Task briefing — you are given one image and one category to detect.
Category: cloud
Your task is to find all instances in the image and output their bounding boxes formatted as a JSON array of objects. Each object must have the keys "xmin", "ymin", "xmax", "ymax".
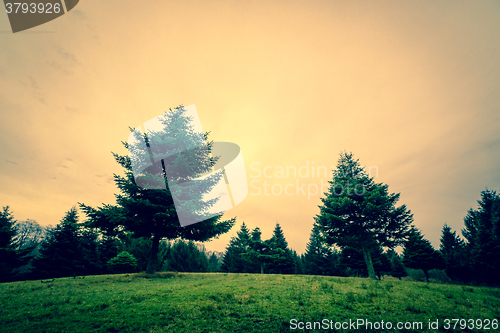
[
  {"xmin": 36, "ymin": 96, "xmax": 47, "ymax": 105},
  {"xmin": 44, "ymin": 46, "xmax": 80, "ymax": 76},
  {"xmin": 55, "ymin": 46, "xmax": 79, "ymax": 67},
  {"xmin": 0, "ymin": 0, "xmax": 498, "ymax": 254},
  {"xmin": 70, "ymin": 9, "xmax": 89, "ymax": 21},
  {"xmin": 485, "ymin": 138, "xmax": 500, "ymax": 150},
  {"xmin": 65, "ymin": 106, "xmax": 79, "ymax": 113}
]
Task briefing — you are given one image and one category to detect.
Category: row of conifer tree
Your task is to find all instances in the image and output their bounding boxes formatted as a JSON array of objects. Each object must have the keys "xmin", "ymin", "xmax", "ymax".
[
  {"xmin": 1, "ymin": 186, "xmax": 498, "ymax": 285},
  {"xmin": 1, "ymin": 131, "xmax": 498, "ymax": 285},
  {"xmin": 0, "ymin": 206, "xmax": 221, "ymax": 281}
]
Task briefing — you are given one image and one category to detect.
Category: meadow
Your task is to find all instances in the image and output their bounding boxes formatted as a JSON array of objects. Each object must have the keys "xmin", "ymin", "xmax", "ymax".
[{"xmin": 1, "ymin": 273, "xmax": 499, "ymax": 332}]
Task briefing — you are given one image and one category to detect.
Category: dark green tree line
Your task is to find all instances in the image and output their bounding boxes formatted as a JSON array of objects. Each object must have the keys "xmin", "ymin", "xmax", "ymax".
[
  {"xmin": 403, "ymin": 226, "xmax": 444, "ymax": 282},
  {"xmin": 439, "ymin": 189, "xmax": 500, "ymax": 285},
  {"xmin": 32, "ymin": 207, "xmax": 101, "ymax": 279},
  {"xmin": 302, "ymin": 224, "xmax": 340, "ymax": 276},
  {"xmin": 222, "ymin": 223, "xmax": 296, "ymax": 274},
  {"xmin": 0, "ymin": 206, "xmax": 23, "ymax": 282}
]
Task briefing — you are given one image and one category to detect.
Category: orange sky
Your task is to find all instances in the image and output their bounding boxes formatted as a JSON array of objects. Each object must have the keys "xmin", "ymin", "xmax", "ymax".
[{"xmin": 1, "ymin": 0, "xmax": 500, "ymax": 254}]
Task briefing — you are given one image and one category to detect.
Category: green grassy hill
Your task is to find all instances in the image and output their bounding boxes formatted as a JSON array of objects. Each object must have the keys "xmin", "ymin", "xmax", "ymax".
[{"xmin": 1, "ymin": 273, "xmax": 499, "ymax": 332}]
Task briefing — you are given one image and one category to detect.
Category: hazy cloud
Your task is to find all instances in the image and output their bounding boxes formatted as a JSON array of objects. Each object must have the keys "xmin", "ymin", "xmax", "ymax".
[{"xmin": 0, "ymin": 0, "xmax": 498, "ymax": 253}]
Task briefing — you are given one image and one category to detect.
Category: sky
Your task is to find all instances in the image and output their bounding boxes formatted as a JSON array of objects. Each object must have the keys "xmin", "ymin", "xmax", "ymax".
[{"xmin": 1, "ymin": 0, "xmax": 499, "ymax": 254}]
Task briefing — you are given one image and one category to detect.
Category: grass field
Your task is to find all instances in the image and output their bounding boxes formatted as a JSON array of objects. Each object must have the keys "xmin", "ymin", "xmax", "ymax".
[{"xmin": 1, "ymin": 273, "xmax": 499, "ymax": 332}]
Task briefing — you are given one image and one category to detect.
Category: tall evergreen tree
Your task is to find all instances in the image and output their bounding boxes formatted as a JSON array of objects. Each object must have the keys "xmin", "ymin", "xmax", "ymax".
[
  {"xmin": 292, "ymin": 250, "xmax": 304, "ymax": 275},
  {"xmin": 208, "ymin": 253, "xmax": 221, "ymax": 272},
  {"xmin": 403, "ymin": 227, "xmax": 444, "ymax": 282},
  {"xmin": 221, "ymin": 222, "xmax": 251, "ymax": 273},
  {"xmin": 80, "ymin": 106, "xmax": 235, "ymax": 274},
  {"xmin": 165, "ymin": 240, "xmax": 208, "ymax": 272},
  {"xmin": 387, "ymin": 249, "xmax": 407, "ymax": 280},
  {"xmin": 32, "ymin": 207, "xmax": 98, "ymax": 279},
  {"xmin": 240, "ymin": 226, "xmax": 268, "ymax": 273},
  {"xmin": 98, "ymin": 235, "xmax": 122, "ymax": 273},
  {"xmin": 303, "ymin": 224, "xmax": 338, "ymax": 276},
  {"xmin": 461, "ymin": 189, "xmax": 500, "ymax": 285},
  {"xmin": 79, "ymin": 227, "xmax": 102, "ymax": 276},
  {"xmin": 440, "ymin": 224, "xmax": 467, "ymax": 282},
  {"xmin": 0, "ymin": 206, "xmax": 20, "ymax": 282},
  {"xmin": 264, "ymin": 223, "xmax": 296, "ymax": 274},
  {"xmin": 316, "ymin": 152, "xmax": 413, "ymax": 279}
]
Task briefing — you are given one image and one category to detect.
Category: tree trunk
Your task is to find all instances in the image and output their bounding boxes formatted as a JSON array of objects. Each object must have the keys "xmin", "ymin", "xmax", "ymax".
[
  {"xmin": 146, "ymin": 233, "xmax": 160, "ymax": 274},
  {"xmin": 260, "ymin": 263, "xmax": 264, "ymax": 274},
  {"xmin": 361, "ymin": 246, "xmax": 377, "ymax": 280}
]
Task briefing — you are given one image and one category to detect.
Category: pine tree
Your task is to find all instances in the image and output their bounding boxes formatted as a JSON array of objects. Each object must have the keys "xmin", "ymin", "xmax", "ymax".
[
  {"xmin": 221, "ymin": 222, "xmax": 252, "ymax": 273},
  {"xmin": 241, "ymin": 227, "xmax": 268, "ymax": 273},
  {"xmin": 391, "ymin": 256, "xmax": 407, "ymax": 280},
  {"xmin": 403, "ymin": 227, "xmax": 444, "ymax": 282},
  {"xmin": 265, "ymin": 223, "xmax": 296, "ymax": 274},
  {"xmin": 387, "ymin": 249, "xmax": 407, "ymax": 280},
  {"xmin": 0, "ymin": 206, "xmax": 20, "ymax": 282},
  {"xmin": 98, "ymin": 235, "xmax": 122, "ymax": 273},
  {"xmin": 269, "ymin": 224, "xmax": 288, "ymax": 250},
  {"xmin": 440, "ymin": 224, "xmax": 466, "ymax": 282},
  {"xmin": 292, "ymin": 250, "xmax": 304, "ymax": 275},
  {"xmin": 80, "ymin": 106, "xmax": 235, "ymax": 274},
  {"xmin": 32, "ymin": 207, "xmax": 93, "ymax": 279},
  {"xmin": 79, "ymin": 228, "xmax": 102, "ymax": 275},
  {"xmin": 316, "ymin": 152, "xmax": 413, "ymax": 279},
  {"xmin": 208, "ymin": 253, "xmax": 221, "ymax": 272},
  {"xmin": 303, "ymin": 224, "xmax": 338, "ymax": 276},
  {"xmin": 461, "ymin": 190, "xmax": 500, "ymax": 285},
  {"xmin": 165, "ymin": 240, "xmax": 208, "ymax": 272}
]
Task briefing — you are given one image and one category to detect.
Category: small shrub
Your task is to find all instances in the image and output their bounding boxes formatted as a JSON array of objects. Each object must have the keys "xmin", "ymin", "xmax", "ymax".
[{"xmin": 107, "ymin": 251, "xmax": 138, "ymax": 274}]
